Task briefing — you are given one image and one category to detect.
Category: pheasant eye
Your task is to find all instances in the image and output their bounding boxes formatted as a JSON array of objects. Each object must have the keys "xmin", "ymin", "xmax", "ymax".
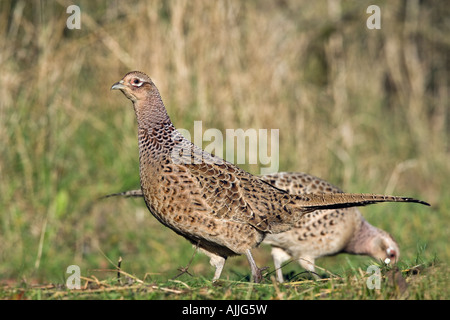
[{"xmin": 131, "ymin": 78, "xmax": 143, "ymax": 87}]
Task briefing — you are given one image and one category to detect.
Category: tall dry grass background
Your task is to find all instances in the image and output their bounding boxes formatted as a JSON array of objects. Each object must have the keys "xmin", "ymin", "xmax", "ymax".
[{"xmin": 0, "ymin": 0, "xmax": 448, "ymax": 285}]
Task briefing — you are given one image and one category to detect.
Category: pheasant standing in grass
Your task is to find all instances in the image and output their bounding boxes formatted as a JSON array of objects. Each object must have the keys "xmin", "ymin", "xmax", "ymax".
[
  {"xmin": 262, "ymin": 172, "xmax": 400, "ymax": 282},
  {"xmin": 110, "ymin": 71, "xmax": 429, "ymax": 283},
  {"xmin": 105, "ymin": 172, "xmax": 401, "ymax": 282}
]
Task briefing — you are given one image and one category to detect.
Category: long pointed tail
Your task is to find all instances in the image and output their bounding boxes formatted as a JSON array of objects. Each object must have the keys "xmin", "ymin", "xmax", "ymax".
[{"xmin": 292, "ymin": 193, "xmax": 430, "ymax": 215}]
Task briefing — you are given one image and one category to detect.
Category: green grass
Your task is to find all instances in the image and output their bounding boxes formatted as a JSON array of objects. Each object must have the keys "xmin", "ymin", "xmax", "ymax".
[{"xmin": 0, "ymin": 1, "xmax": 448, "ymax": 300}]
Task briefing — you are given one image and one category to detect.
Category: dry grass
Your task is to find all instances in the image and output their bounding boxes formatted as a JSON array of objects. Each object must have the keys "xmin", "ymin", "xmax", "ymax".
[{"xmin": 0, "ymin": 0, "xmax": 448, "ymax": 298}]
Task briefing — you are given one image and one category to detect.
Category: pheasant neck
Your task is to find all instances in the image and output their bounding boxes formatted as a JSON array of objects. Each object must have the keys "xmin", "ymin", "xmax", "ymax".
[
  {"xmin": 133, "ymin": 93, "xmax": 179, "ymax": 166},
  {"xmin": 134, "ymin": 93, "xmax": 171, "ymax": 131},
  {"xmin": 344, "ymin": 219, "xmax": 378, "ymax": 255}
]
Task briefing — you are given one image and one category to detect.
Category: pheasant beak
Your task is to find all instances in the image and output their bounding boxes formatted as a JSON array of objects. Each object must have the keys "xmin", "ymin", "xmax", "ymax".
[{"xmin": 111, "ymin": 80, "xmax": 127, "ymax": 91}]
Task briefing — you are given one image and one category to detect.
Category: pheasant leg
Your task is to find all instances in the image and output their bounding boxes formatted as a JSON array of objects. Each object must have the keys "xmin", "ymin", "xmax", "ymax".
[{"xmin": 245, "ymin": 249, "xmax": 267, "ymax": 283}]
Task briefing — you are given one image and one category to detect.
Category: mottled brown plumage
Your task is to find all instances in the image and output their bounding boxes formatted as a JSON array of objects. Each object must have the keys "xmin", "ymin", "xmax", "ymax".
[{"xmin": 110, "ymin": 71, "xmax": 429, "ymax": 282}]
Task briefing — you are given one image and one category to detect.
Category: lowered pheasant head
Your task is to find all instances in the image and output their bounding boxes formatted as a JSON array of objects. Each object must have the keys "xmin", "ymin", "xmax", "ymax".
[
  {"xmin": 345, "ymin": 218, "xmax": 401, "ymax": 265},
  {"xmin": 370, "ymin": 231, "xmax": 400, "ymax": 265}
]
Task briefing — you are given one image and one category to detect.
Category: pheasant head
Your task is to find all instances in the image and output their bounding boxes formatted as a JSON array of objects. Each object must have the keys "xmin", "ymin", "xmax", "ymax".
[
  {"xmin": 371, "ymin": 232, "xmax": 400, "ymax": 264},
  {"xmin": 111, "ymin": 71, "xmax": 156, "ymax": 102},
  {"xmin": 111, "ymin": 71, "xmax": 170, "ymax": 128}
]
